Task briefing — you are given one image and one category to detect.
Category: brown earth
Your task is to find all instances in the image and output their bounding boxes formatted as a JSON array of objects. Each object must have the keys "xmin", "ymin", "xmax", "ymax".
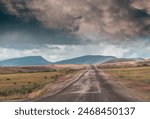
[{"xmin": 34, "ymin": 66, "xmax": 140, "ymax": 102}]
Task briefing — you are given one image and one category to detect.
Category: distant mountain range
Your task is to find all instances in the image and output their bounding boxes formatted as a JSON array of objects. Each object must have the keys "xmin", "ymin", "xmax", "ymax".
[
  {"xmin": 0, "ymin": 55, "xmax": 145, "ymax": 67},
  {"xmin": 0, "ymin": 56, "xmax": 51, "ymax": 67},
  {"xmin": 55, "ymin": 55, "xmax": 116, "ymax": 64}
]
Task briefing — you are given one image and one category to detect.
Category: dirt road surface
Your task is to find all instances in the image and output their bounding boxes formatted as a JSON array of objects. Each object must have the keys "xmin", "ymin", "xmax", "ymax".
[{"xmin": 35, "ymin": 66, "xmax": 139, "ymax": 102}]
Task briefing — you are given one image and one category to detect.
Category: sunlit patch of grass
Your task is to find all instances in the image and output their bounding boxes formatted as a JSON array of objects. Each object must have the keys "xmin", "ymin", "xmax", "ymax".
[
  {"xmin": 0, "ymin": 68, "xmax": 79, "ymax": 101},
  {"xmin": 103, "ymin": 66, "xmax": 150, "ymax": 101},
  {"xmin": 0, "ymin": 72, "xmax": 62, "ymax": 100},
  {"xmin": 104, "ymin": 66, "xmax": 150, "ymax": 82}
]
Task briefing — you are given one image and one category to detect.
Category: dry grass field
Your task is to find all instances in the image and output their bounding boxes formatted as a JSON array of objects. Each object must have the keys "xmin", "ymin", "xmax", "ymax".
[
  {"xmin": 103, "ymin": 66, "xmax": 150, "ymax": 101},
  {"xmin": 0, "ymin": 66, "xmax": 79, "ymax": 101}
]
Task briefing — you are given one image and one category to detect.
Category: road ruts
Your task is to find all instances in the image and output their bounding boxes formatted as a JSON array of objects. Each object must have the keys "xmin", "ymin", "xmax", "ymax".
[{"xmin": 36, "ymin": 66, "xmax": 138, "ymax": 102}]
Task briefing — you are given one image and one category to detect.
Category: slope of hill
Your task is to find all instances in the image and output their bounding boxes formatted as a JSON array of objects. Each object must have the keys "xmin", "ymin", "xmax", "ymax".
[
  {"xmin": 0, "ymin": 56, "xmax": 51, "ymax": 67},
  {"xmin": 99, "ymin": 58, "xmax": 149, "ymax": 68},
  {"xmin": 55, "ymin": 55, "xmax": 116, "ymax": 64},
  {"xmin": 104, "ymin": 58, "xmax": 144, "ymax": 63}
]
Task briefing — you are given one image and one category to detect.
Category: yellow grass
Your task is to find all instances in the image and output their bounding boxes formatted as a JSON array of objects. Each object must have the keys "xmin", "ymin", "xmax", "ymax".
[
  {"xmin": 103, "ymin": 66, "xmax": 150, "ymax": 101},
  {"xmin": 103, "ymin": 66, "xmax": 150, "ymax": 81},
  {"xmin": 0, "ymin": 72, "xmax": 60, "ymax": 87},
  {"xmin": 0, "ymin": 72, "xmax": 63, "ymax": 101}
]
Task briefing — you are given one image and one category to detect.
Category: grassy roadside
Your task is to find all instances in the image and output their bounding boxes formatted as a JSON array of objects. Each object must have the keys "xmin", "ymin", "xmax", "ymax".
[
  {"xmin": 102, "ymin": 66, "xmax": 150, "ymax": 101},
  {"xmin": 0, "ymin": 69, "xmax": 78, "ymax": 101}
]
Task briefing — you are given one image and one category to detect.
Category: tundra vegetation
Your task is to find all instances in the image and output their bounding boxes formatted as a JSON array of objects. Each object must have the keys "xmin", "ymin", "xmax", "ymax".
[
  {"xmin": 0, "ymin": 67, "xmax": 79, "ymax": 101},
  {"xmin": 103, "ymin": 66, "xmax": 150, "ymax": 101}
]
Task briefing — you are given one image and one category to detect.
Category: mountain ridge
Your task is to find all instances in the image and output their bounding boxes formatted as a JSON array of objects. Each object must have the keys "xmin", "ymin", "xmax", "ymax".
[
  {"xmin": 0, "ymin": 56, "xmax": 51, "ymax": 67},
  {"xmin": 0, "ymin": 55, "xmax": 145, "ymax": 66},
  {"xmin": 54, "ymin": 55, "xmax": 117, "ymax": 64}
]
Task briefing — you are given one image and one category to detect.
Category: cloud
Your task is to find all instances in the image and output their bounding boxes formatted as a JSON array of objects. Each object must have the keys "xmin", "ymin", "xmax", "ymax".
[
  {"xmin": 0, "ymin": 0, "xmax": 149, "ymax": 59},
  {"xmin": 100, "ymin": 45, "xmax": 129, "ymax": 57},
  {"xmin": 130, "ymin": 0, "xmax": 150, "ymax": 15},
  {"xmin": 0, "ymin": 39, "xmax": 149, "ymax": 62},
  {"xmin": 0, "ymin": 28, "xmax": 82, "ymax": 49},
  {"xmin": 0, "ymin": 0, "xmax": 150, "ymax": 41}
]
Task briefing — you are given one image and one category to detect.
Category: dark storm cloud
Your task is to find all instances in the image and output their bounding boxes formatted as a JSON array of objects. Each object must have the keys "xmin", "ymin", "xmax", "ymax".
[
  {"xmin": 0, "ymin": 0, "xmax": 150, "ymax": 61},
  {"xmin": 0, "ymin": 7, "xmax": 81, "ymax": 48},
  {"xmin": 0, "ymin": 0, "xmax": 150, "ymax": 39},
  {"xmin": 0, "ymin": 29, "xmax": 81, "ymax": 49}
]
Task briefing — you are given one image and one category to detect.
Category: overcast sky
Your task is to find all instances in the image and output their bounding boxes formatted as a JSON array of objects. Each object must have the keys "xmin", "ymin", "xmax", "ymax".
[{"xmin": 0, "ymin": 0, "xmax": 150, "ymax": 61}]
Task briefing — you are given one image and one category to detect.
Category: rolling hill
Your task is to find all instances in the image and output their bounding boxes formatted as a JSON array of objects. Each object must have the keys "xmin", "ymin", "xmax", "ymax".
[
  {"xmin": 0, "ymin": 56, "xmax": 51, "ymax": 67},
  {"xmin": 54, "ymin": 55, "xmax": 117, "ymax": 64},
  {"xmin": 104, "ymin": 58, "xmax": 144, "ymax": 63}
]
